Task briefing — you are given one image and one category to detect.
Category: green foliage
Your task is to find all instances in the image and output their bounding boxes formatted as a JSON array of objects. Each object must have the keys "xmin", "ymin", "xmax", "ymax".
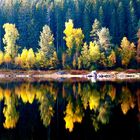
[
  {"xmin": 97, "ymin": 27, "xmax": 116, "ymax": 68},
  {"xmin": 97, "ymin": 27, "xmax": 112, "ymax": 50},
  {"xmin": 79, "ymin": 43, "xmax": 90, "ymax": 69},
  {"xmin": 49, "ymin": 51, "xmax": 59, "ymax": 69},
  {"xmin": 136, "ymin": 29, "xmax": 140, "ymax": 63},
  {"xmin": 90, "ymin": 19, "xmax": 101, "ymax": 41},
  {"xmin": 0, "ymin": 10, "xmax": 139, "ymax": 70},
  {"xmin": 38, "ymin": 25, "xmax": 58, "ymax": 69},
  {"xmin": 39, "ymin": 25, "xmax": 55, "ymax": 59},
  {"xmin": 0, "ymin": 0, "xmax": 140, "ymax": 69}
]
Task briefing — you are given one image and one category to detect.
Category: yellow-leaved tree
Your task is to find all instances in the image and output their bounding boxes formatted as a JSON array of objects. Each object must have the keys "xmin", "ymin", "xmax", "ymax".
[
  {"xmin": 3, "ymin": 89, "xmax": 19, "ymax": 129},
  {"xmin": 4, "ymin": 53, "xmax": 12, "ymax": 69},
  {"xmin": 16, "ymin": 48, "xmax": 35, "ymax": 69},
  {"xmin": 89, "ymin": 41, "xmax": 101, "ymax": 69},
  {"xmin": 0, "ymin": 51, "xmax": 4, "ymax": 65},
  {"xmin": 19, "ymin": 48, "xmax": 28, "ymax": 68},
  {"xmin": 3, "ymin": 23, "xmax": 19, "ymax": 59},
  {"xmin": 26, "ymin": 48, "xmax": 35, "ymax": 69},
  {"xmin": 63, "ymin": 19, "xmax": 84, "ymax": 68},
  {"xmin": 64, "ymin": 101, "xmax": 84, "ymax": 132},
  {"xmin": 119, "ymin": 37, "xmax": 136, "ymax": 68}
]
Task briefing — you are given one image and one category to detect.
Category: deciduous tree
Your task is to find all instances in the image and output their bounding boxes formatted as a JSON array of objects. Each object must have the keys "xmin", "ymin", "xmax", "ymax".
[
  {"xmin": 3, "ymin": 23, "xmax": 19, "ymax": 59},
  {"xmin": 119, "ymin": 37, "xmax": 136, "ymax": 68},
  {"xmin": 0, "ymin": 51, "xmax": 4, "ymax": 65}
]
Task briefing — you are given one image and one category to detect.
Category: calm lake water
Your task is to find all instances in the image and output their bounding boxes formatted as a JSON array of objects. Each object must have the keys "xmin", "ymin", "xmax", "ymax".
[{"xmin": 0, "ymin": 81, "xmax": 139, "ymax": 140}]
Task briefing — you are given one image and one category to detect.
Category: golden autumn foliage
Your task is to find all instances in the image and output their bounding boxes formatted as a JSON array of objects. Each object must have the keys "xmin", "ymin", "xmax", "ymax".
[
  {"xmin": 64, "ymin": 101, "xmax": 84, "ymax": 132},
  {"xmin": 107, "ymin": 50, "xmax": 116, "ymax": 67},
  {"xmin": 89, "ymin": 41, "xmax": 100, "ymax": 62},
  {"xmin": 4, "ymin": 53, "xmax": 12, "ymax": 64},
  {"xmin": 3, "ymin": 23, "xmax": 19, "ymax": 58},
  {"xmin": 27, "ymin": 48, "xmax": 36, "ymax": 68},
  {"xmin": 0, "ymin": 87, "xmax": 4, "ymax": 101},
  {"xmin": 0, "ymin": 82, "xmax": 139, "ymax": 131},
  {"xmin": 64, "ymin": 19, "xmax": 84, "ymax": 52},
  {"xmin": 89, "ymin": 90, "xmax": 100, "ymax": 111},
  {"xmin": 35, "ymin": 51, "xmax": 47, "ymax": 68},
  {"xmin": 0, "ymin": 51, "xmax": 4, "ymax": 65},
  {"xmin": 119, "ymin": 37, "xmax": 136, "ymax": 67},
  {"xmin": 15, "ymin": 84, "xmax": 36, "ymax": 104},
  {"xmin": 20, "ymin": 48, "xmax": 28, "ymax": 68},
  {"xmin": 120, "ymin": 86, "xmax": 135, "ymax": 114},
  {"xmin": 108, "ymin": 85, "xmax": 116, "ymax": 101},
  {"xmin": 3, "ymin": 91, "xmax": 19, "ymax": 129},
  {"xmin": 16, "ymin": 48, "xmax": 36, "ymax": 69},
  {"xmin": 15, "ymin": 54, "xmax": 21, "ymax": 66},
  {"xmin": 49, "ymin": 51, "xmax": 59, "ymax": 68}
]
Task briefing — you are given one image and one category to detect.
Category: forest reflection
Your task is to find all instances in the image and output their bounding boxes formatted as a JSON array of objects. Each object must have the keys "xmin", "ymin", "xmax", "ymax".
[{"xmin": 0, "ymin": 81, "xmax": 139, "ymax": 132}]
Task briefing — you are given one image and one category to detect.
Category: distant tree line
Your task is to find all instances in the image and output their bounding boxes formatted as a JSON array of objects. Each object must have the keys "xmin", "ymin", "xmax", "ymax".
[{"xmin": 0, "ymin": 0, "xmax": 140, "ymax": 70}]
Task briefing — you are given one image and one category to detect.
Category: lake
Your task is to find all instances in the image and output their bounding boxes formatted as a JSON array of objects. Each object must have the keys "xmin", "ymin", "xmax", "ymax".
[{"xmin": 0, "ymin": 80, "xmax": 139, "ymax": 140}]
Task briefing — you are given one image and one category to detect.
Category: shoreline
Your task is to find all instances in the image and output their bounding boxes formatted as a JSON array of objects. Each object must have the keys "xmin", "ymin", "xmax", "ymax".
[{"xmin": 0, "ymin": 70, "xmax": 140, "ymax": 82}]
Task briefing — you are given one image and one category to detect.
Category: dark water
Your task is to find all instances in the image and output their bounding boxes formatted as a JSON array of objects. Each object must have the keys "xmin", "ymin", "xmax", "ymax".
[{"xmin": 0, "ymin": 81, "xmax": 140, "ymax": 140}]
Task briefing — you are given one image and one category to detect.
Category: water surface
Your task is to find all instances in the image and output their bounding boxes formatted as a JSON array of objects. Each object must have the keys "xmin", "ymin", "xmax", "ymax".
[{"xmin": 0, "ymin": 81, "xmax": 139, "ymax": 140}]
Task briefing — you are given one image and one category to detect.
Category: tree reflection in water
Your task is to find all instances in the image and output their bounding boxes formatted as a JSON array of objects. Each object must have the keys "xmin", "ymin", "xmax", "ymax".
[{"xmin": 0, "ymin": 81, "xmax": 139, "ymax": 132}]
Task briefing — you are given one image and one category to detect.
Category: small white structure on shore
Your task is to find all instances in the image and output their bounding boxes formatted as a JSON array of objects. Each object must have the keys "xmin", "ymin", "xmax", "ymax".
[{"xmin": 87, "ymin": 71, "xmax": 97, "ymax": 79}]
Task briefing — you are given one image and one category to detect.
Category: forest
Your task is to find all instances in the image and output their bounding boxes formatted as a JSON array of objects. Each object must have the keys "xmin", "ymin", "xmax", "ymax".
[{"xmin": 0, "ymin": 0, "xmax": 140, "ymax": 70}]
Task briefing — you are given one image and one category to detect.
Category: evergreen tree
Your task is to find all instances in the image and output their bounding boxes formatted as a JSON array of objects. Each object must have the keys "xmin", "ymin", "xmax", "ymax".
[
  {"xmin": 79, "ymin": 42, "xmax": 90, "ymax": 69},
  {"xmin": 97, "ymin": 27, "xmax": 112, "ymax": 51},
  {"xmin": 110, "ymin": 9, "xmax": 118, "ymax": 44},
  {"xmin": 39, "ymin": 25, "xmax": 55, "ymax": 60},
  {"xmin": 83, "ymin": 1, "xmax": 91, "ymax": 42},
  {"xmin": 17, "ymin": 1, "xmax": 31, "ymax": 49},
  {"xmin": 128, "ymin": 0, "xmax": 137, "ymax": 41},
  {"xmin": 98, "ymin": 6, "xmax": 104, "ymax": 26},
  {"xmin": 117, "ymin": 2, "xmax": 125, "ymax": 42},
  {"xmin": 136, "ymin": 29, "xmax": 140, "ymax": 64},
  {"xmin": 90, "ymin": 19, "xmax": 101, "ymax": 42},
  {"xmin": 97, "ymin": 27, "xmax": 115, "ymax": 67}
]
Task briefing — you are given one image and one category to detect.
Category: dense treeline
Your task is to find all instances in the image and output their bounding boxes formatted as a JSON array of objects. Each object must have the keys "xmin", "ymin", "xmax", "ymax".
[{"xmin": 0, "ymin": 0, "xmax": 140, "ymax": 70}]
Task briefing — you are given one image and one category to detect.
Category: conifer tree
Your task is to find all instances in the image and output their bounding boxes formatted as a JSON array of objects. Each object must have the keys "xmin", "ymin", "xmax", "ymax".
[
  {"xmin": 97, "ymin": 27, "xmax": 112, "ymax": 50},
  {"xmin": 98, "ymin": 6, "xmax": 104, "ymax": 26},
  {"xmin": 117, "ymin": 2, "xmax": 125, "ymax": 42},
  {"xmin": 79, "ymin": 42, "xmax": 90, "ymax": 69},
  {"xmin": 90, "ymin": 19, "xmax": 101, "ymax": 42},
  {"xmin": 128, "ymin": 0, "xmax": 137, "ymax": 41},
  {"xmin": 83, "ymin": 1, "xmax": 91, "ymax": 42},
  {"xmin": 136, "ymin": 29, "xmax": 140, "ymax": 64},
  {"xmin": 39, "ymin": 25, "xmax": 55, "ymax": 60}
]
